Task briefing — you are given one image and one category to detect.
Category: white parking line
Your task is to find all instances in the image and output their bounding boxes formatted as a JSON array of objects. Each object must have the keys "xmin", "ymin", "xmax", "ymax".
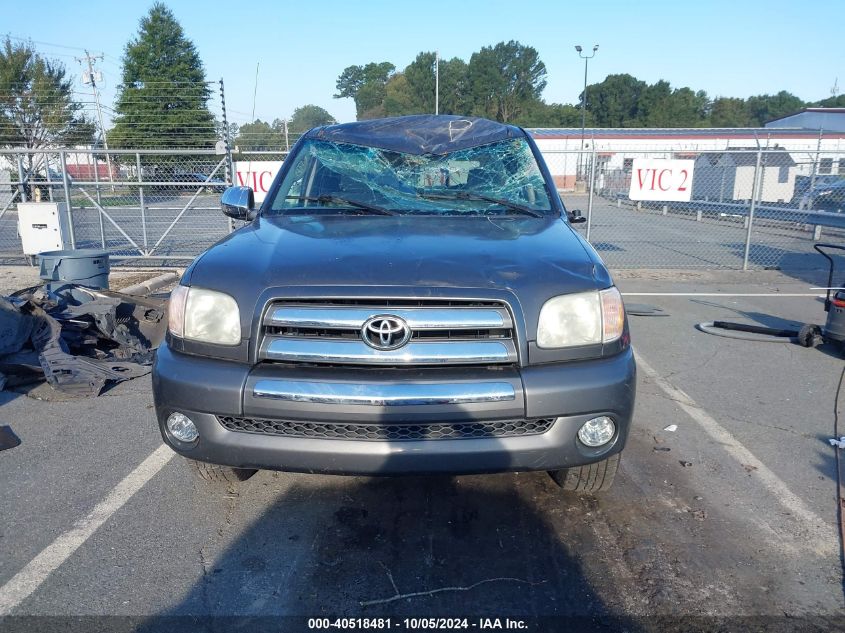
[
  {"xmin": 623, "ymin": 292, "xmax": 822, "ymax": 297},
  {"xmin": 0, "ymin": 445, "xmax": 174, "ymax": 615},
  {"xmin": 635, "ymin": 351, "xmax": 837, "ymax": 556}
]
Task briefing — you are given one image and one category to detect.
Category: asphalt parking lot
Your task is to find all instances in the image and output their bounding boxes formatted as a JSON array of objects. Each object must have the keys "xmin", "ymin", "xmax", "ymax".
[{"xmin": 1, "ymin": 268, "xmax": 845, "ymax": 631}]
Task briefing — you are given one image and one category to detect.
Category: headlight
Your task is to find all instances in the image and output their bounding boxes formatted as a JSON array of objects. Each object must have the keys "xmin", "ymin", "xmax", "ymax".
[
  {"xmin": 537, "ymin": 287, "xmax": 624, "ymax": 348},
  {"xmin": 167, "ymin": 285, "xmax": 241, "ymax": 345}
]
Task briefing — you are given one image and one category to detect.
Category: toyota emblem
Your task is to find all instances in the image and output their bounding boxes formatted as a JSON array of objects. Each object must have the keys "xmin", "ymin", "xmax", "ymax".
[{"xmin": 361, "ymin": 315, "xmax": 412, "ymax": 351}]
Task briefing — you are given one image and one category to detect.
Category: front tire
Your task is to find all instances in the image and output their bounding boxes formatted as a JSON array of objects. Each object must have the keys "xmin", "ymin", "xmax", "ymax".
[
  {"xmin": 187, "ymin": 458, "xmax": 257, "ymax": 483},
  {"xmin": 548, "ymin": 453, "xmax": 620, "ymax": 493}
]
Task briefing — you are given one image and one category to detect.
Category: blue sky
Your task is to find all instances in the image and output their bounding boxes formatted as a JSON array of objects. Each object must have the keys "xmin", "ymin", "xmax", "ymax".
[{"xmin": 3, "ymin": 0, "xmax": 843, "ymax": 126}]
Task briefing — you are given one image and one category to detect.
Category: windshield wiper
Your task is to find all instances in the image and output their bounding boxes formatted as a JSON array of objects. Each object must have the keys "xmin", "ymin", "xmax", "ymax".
[
  {"xmin": 417, "ymin": 191, "xmax": 545, "ymax": 218},
  {"xmin": 285, "ymin": 195, "xmax": 398, "ymax": 216}
]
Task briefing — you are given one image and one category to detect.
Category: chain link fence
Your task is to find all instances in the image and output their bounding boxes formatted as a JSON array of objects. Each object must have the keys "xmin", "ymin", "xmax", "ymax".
[
  {"xmin": 0, "ymin": 148, "xmax": 289, "ymax": 262},
  {"xmin": 1, "ymin": 145, "xmax": 844, "ymax": 271},
  {"xmin": 544, "ymin": 147, "xmax": 845, "ymax": 270}
]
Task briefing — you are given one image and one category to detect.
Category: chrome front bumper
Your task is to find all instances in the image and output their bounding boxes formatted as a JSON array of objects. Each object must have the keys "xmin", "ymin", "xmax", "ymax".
[{"xmin": 152, "ymin": 342, "xmax": 636, "ymax": 475}]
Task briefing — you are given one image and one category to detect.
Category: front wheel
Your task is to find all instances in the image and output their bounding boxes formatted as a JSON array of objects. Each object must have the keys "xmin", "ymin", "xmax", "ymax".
[
  {"xmin": 548, "ymin": 453, "xmax": 620, "ymax": 493},
  {"xmin": 187, "ymin": 458, "xmax": 258, "ymax": 483}
]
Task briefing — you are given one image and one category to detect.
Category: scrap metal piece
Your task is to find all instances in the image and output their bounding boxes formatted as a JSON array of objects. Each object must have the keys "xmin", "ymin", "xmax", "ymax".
[
  {"xmin": 51, "ymin": 287, "xmax": 166, "ymax": 353},
  {"xmin": 29, "ymin": 304, "xmax": 149, "ymax": 397},
  {"xmin": 38, "ymin": 343, "xmax": 150, "ymax": 397}
]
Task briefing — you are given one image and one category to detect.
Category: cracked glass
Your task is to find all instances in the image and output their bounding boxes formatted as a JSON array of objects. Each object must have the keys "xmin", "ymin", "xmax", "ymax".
[{"xmin": 268, "ymin": 138, "xmax": 552, "ymax": 216}]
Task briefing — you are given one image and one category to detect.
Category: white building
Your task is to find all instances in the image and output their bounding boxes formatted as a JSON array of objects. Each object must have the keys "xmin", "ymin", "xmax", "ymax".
[
  {"xmin": 765, "ymin": 107, "xmax": 845, "ymax": 133},
  {"xmin": 528, "ymin": 127, "xmax": 845, "ymax": 192},
  {"xmin": 692, "ymin": 149, "xmax": 797, "ymax": 203}
]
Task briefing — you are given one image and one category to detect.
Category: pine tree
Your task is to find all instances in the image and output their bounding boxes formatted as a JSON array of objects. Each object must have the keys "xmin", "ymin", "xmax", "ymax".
[{"xmin": 109, "ymin": 3, "xmax": 214, "ymax": 148}]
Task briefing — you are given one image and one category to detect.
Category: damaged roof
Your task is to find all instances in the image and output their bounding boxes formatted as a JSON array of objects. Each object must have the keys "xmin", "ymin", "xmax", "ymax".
[{"xmin": 306, "ymin": 115, "xmax": 525, "ymax": 155}]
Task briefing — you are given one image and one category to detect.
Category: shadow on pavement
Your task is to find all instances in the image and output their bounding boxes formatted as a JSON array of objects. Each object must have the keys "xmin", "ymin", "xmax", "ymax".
[
  {"xmin": 725, "ymin": 242, "xmax": 845, "ymax": 286},
  {"xmin": 139, "ymin": 470, "xmax": 639, "ymax": 632}
]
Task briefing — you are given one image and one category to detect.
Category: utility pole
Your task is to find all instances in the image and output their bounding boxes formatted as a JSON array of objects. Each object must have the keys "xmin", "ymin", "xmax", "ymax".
[
  {"xmin": 435, "ymin": 51, "xmax": 439, "ymax": 116},
  {"xmin": 76, "ymin": 51, "xmax": 114, "ymax": 187}
]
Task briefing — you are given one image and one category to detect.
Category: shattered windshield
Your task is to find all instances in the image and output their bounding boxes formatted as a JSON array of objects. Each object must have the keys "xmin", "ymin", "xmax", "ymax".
[{"xmin": 267, "ymin": 138, "xmax": 552, "ymax": 216}]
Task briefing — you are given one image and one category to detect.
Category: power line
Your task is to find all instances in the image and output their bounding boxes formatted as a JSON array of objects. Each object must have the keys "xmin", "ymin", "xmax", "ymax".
[{"xmin": 4, "ymin": 33, "xmax": 107, "ymax": 55}]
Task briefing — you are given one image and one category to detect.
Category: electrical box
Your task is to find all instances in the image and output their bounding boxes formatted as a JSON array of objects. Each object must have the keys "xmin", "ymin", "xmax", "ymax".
[{"xmin": 17, "ymin": 202, "xmax": 70, "ymax": 256}]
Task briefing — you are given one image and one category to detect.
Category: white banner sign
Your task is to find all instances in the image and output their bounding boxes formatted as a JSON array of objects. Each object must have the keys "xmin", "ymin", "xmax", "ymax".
[
  {"xmin": 233, "ymin": 161, "xmax": 283, "ymax": 203},
  {"xmin": 628, "ymin": 158, "xmax": 694, "ymax": 202}
]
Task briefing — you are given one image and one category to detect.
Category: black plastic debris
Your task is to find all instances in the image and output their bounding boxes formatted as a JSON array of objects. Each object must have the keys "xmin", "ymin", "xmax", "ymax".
[
  {"xmin": 0, "ymin": 425, "xmax": 21, "ymax": 451},
  {"xmin": 0, "ymin": 296, "xmax": 34, "ymax": 355},
  {"xmin": 0, "ymin": 284, "xmax": 167, "ymax": 398}
]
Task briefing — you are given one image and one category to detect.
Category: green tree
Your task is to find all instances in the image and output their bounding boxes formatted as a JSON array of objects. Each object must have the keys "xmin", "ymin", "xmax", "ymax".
[
  {"xmin": 382, "ymin": 73, "xmax": 415, "ymax": 116},
  {"xmin": 814, "ymin": 95, "xmax": 845, "ymax": 108},
  {"xmin": 288, "ymin": 104, "xmax": 335, "ymax": 134},
  {"xmin": 109, "ymin": 3, "xmax": 215, "ymax": 148},
  {"xmin": 334, "ymin": 62, "xmax": 395, "ymax": 119},
  {"xmin": 234, "ymin": 119, "xmax": 282, "ymax": 150},
  {"xmin": 0, "ymin": 38, "xmax": 93, "ymax": 155},
  {"xmin": 438, "ymin": 57, "xmax": 471, "ymax": 115},
  {"xmin": 709, "ymin": 97, "xmax": 751, "ymax": 127},
  {"xmin": 745, "ymin": 91, "xmax": 804, "ymax": 126},
  {"xmin": 514, "ymin": 101, "xmax": 587, "ymax": 127},
  {"xmin": 582, "ymin": 74, "xmax": 646, "ymax": 127},
  {"xmin": 404, "ymin": 52, "xmax": 437, "ymax": 112},
  {"xmin": 467, "ymin": 41, "xmax": 547, "ymax": 122},
  {"xmin": 381, "ymin": 57, "xmax": 471, "ymax": 117}
]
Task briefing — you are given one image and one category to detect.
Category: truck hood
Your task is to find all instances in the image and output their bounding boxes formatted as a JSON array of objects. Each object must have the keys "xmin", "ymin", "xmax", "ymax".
[{"xmin": 187, "ymin": 215, "xmax": 610, "ymax": 326}]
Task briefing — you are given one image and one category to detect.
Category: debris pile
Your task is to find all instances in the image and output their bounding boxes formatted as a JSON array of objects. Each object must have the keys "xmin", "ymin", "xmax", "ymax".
[{"xmin": 0, "ymin": 284, "xmax": 167, "ymax": 397}]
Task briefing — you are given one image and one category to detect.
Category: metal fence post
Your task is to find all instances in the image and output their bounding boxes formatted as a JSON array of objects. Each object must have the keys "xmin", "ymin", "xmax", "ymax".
[
  {"xmin": 93, "ymin": 152, "xmax": 106, "ymax": 248},
  {"xmin": 219, "ymin": 78, "xmax": 234, "ymax": 186},
  {"xmin": 219, "ymin": 78, "xmax": 236, "ymax": 234},
  {"xmin": 59, "ymin": 150, "xmax": 76, "ymax": 249},
  {"xmin": 585, "ymin": 147, "xmax": 596, "ymax": 241},
  {"xmin": 16, "ymin": 155, "xmax": 27, "ymax": 203},
  {"xmin": 136, "ymin": 153, "xmax": 148, "ymax": 254},
  {"xmin": 44, "ymin": 154, "xmax": 54, "ymax": 202},
  {"xmin": 742, "ymin": 149, "xmax": 762, "ymax": 270}
]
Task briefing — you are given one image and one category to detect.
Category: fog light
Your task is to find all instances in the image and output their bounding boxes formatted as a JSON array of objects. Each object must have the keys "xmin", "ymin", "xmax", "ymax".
[
  {"xmin": 578, "ymin": 416, "xmax": 616, "ymax": 447},
  {"xmin": 167, "ymin": 412, "xmax": 198, "ymax": 443}
]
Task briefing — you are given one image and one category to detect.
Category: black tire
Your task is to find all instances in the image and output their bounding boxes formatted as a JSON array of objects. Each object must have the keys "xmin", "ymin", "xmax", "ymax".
[
  {"xmin": 549, "ymin": 453, "xmax": 620, "ymax": 493},
  {"xmin": 187, "ymin": 458, "xmax": 257, "ymax": 483}
]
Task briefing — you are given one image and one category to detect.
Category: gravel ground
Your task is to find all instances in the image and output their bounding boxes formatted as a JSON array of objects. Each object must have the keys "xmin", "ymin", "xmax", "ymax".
[{"xmin": 0, "ymin": 265, "xmax": 180, "ymax": 296}]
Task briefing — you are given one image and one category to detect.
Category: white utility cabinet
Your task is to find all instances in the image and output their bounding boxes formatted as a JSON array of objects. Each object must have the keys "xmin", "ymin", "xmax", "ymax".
[{"xmin": 17, "ymin": 202, "xmax": 70, "ymax": 255}]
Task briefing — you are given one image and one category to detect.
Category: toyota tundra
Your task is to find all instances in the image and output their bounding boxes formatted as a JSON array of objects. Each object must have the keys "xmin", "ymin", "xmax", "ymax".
[{"xmin": 152, "ymin": 115, "xmax": 636, "ymax": 492}]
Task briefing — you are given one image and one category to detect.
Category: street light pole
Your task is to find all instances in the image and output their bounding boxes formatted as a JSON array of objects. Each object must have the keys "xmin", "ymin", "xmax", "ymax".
[{"xmin": 575, "ymin": 44, "xmax": 598, "ymax": 181}]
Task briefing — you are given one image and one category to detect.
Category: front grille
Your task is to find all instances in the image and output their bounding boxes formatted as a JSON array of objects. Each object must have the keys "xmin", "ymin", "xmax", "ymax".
[
  {"xmin": 217, "ymin": 416, "xmax": 554, "ymax": 441},
  {"xmin": 258, "ymin": 298, "xmax": 519, "ymax": 367}
]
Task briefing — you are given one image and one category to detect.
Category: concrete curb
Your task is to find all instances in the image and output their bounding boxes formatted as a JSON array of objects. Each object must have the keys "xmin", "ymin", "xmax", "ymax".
[{"xmin": 118, "ymin": 271, "xmax": 180, "ymax": 296}]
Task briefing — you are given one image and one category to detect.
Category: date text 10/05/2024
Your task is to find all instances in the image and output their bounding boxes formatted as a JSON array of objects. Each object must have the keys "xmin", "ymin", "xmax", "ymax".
[{"xmin": 307, "ymin": 617, "xmax": 529, "ymax": 630}]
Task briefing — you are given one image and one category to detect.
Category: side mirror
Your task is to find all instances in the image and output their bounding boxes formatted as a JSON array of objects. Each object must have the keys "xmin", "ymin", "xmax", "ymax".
[
  {"xmin": 221, "ymin": 186, "xmax": 256, "ymax": 220},
  {"xmin": 568, "ymin": 208, "xmax": 587, "ymax": 224}
]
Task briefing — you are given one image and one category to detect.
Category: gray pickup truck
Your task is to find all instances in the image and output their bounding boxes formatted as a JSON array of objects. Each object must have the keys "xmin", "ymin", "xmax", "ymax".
[{"xmin": 153, "ymin": 115, "xmax": 636, "ymax": 492}]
